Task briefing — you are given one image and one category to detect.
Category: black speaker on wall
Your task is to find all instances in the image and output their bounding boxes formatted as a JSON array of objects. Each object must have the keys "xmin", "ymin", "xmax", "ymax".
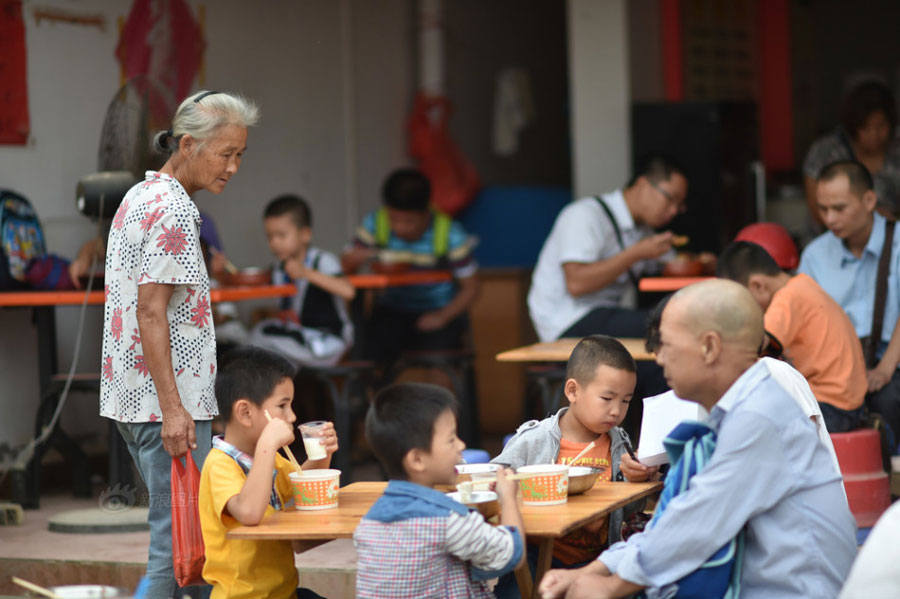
[{"xmin": 631, "ymin": 101, "xmax": 760, "ymax": 253}]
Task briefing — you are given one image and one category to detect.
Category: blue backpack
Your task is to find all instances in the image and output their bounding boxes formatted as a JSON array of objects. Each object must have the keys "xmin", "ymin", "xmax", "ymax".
[
  {"xmin": 0, "ymin": 189, "xmax": 74, "ymax": 291},
  {"xmin": 645, "ymin": 421, "xmax": 745, "ymax": 599},
  {"xmin": 0, "ymin": 190, "xmax": 47, "ymax": 290}
]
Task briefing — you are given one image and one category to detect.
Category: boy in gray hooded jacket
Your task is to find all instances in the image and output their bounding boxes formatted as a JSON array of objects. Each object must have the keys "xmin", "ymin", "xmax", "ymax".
[{"xmin": 492, "ymin": 335, "xmax": 658, "ymax": 598}]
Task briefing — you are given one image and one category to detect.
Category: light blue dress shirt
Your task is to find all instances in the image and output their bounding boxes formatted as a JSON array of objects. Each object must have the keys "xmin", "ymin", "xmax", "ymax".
[
  {"xmin": 598, "ymin": 360, "xmax": 857, "ymax": 599},
  {"xmin": 798, "ymin": 212, "xmax": 900, "ymax": 355}
]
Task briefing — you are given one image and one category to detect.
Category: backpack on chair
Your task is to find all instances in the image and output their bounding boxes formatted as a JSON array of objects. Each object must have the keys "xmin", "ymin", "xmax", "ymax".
[{"xmin": 0, "ymin": 189, "xmax": 74, "ymax": 291}]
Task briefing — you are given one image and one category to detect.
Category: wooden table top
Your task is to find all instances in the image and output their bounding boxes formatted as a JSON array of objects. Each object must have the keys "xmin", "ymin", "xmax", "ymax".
[
  {"xmin": 638, "ymin": 276, "xmax": 712, "ymax": 293},
  {"xmin": 496, "ymin": 337, "xmax": 655, "ymax": 363},
  {"xmin": 0, "ymin": 271, "xmax": 452, "ymax": 307},
  {"xmin": 227, "ymin": 480, "xmax": 662, "ymax": 541}
]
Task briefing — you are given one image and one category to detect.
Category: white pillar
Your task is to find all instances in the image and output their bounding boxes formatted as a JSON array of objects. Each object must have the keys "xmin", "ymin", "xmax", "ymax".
[
  {"xmin": 418, "ymin": 0, "xmax": 443, "ymax": 96},
  {"xmin": 567, "ymin": 0, "xmax": 631, "ymax": 197}
]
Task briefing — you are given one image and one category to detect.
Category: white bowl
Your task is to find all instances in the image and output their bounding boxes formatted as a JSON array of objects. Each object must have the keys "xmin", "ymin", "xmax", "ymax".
[{"xmin": 447, "ymin": 490, "xmax": 500, "ymax": 518}]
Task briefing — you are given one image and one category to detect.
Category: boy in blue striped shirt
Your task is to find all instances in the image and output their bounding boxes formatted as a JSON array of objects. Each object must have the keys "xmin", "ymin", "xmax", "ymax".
[{"xmin": 354, "ymin": 383, "xmax": 525, "ymax": 598}]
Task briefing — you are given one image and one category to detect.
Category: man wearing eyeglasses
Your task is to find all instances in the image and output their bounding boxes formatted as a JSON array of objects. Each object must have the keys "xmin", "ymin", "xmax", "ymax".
[{"xmin": 528, "ymin": 156, "xmax": 687, "ymax": 344}]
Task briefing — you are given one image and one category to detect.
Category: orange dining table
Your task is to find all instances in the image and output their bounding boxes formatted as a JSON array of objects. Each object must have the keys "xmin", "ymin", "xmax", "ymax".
[
  {"xmin": 638, "ymin": 276, "xmax": 712, "ymax": 293},
  {"xmin": 228, "ymin": 479, "xmax": 662, "ymax": 598},
  {"xmin": 496, "ymin": 337, "xmax": 655, "ymax": 363}
]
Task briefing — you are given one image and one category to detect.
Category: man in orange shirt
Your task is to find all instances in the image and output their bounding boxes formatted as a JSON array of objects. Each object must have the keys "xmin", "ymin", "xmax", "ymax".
[{"xmin": 717, "ymin": 241, "xmax": 867, "ymax": 431}]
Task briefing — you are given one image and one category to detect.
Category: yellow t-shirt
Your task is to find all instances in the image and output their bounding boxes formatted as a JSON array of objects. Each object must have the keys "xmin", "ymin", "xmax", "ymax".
[
  {"xmin": 553, "ymin": 434, "xmax": 613, "ymax": 565},
  {"xmin": 199, "ymin": 448, "xmax": 298, "ymax": 599}
]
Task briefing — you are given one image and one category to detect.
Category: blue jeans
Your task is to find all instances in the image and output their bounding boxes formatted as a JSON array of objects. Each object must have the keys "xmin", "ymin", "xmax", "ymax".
[{"xmin": 116, "ymin": 420, "xmax": 212, "ymax": 599}]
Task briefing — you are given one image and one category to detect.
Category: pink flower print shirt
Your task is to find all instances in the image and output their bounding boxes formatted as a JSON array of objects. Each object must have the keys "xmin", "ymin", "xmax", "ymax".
[{"xmin": 100, "ymin": 171, "xmax": 218, "ymax": 423}]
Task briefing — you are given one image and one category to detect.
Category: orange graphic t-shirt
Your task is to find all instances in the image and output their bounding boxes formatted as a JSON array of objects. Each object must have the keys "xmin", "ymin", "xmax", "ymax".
[{"xmin": 551, "ymin": 434, "xmax": 613, "ymax": 564}]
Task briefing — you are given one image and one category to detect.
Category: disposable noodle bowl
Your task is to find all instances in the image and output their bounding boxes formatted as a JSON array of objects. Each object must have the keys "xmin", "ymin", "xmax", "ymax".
[
  {"xmin": 516, "ymin": 464, "xmax": 569, "ymax": 505},
  {"xmin": 289, "ymin": 469, "xmax": 341, "ymax": 510}
]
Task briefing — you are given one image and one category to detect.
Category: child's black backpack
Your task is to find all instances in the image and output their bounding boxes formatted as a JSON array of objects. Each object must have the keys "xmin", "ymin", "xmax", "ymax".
[{"xmin": 0, "ymin": 189, "xmax": 48, "ymax": 290}]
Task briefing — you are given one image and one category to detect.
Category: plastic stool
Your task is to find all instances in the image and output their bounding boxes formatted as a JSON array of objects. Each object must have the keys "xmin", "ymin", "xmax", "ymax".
[
  {"xmin": 830, "ymin": 429, "xmax": 892, "ymax": 527},
  {"xmin": 462, "ymin": 449, "xmax": 490, "ymax": 464}
]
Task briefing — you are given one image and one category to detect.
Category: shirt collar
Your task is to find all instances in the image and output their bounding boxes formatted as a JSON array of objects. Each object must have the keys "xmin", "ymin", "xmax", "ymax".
[
  {"xmin": 213, "ymin": 435, "xmax": 254, "ymax": 470},
  {"xmin": 605, "ymin": 189, "xmax": 637, "ymax": 232},
  {"xmin": 707, "ymin": 359, "xmax": 768, "ymax": 430},
  {"xmin": 385, "ymin": 480, "xmax": 469, "ymax": 516},
  {"xmin": 863, "ymin": 212, "xmax": 887, "ymax": 258},
  {"xmin": 212, "ymin": 435, "xmax": 284, "ymax": 510}
]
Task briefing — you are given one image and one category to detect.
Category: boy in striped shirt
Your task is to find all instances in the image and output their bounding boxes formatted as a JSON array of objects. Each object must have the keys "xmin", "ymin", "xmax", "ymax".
[{"xmin": 354, "ymin": 383, "xmax": 525, "ymax": 598}]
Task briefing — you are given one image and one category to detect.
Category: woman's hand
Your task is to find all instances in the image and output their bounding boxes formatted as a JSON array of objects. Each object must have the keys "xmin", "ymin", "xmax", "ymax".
[{"xmin": 160, "ymin": 405, "xmax": 196, "ymax": 457}]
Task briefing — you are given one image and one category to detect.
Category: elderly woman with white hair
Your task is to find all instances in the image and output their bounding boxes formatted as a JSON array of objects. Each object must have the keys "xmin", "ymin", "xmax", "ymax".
[{"xmin": 100, "ymin": 90, "xmax": 259, "ymax": 598}]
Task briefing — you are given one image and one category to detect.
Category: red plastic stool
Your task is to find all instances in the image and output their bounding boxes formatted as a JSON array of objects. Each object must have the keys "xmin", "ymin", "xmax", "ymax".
[{"xmin": 830, "ymin": 429, "xmax": 891, "ymax": 527}]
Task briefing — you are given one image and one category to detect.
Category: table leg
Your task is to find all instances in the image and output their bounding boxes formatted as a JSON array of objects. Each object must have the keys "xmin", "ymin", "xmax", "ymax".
[
  {"xmin": 532, "ymin": 537, "xmax": 555, "ymax": 598},
  {"xmin": 513, "ymin": 561, "xmax": 534, "ymax": 599}
]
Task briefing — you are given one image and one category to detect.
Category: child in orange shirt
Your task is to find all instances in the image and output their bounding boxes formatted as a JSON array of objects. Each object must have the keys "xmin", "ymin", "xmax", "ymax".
[
  {"xmin": 492, "ymin": 335, "xmax": 657, "ymax": 598},
  {"xmin": 717, "ymin": 240, "xmax": 867, "ymax": 432}
]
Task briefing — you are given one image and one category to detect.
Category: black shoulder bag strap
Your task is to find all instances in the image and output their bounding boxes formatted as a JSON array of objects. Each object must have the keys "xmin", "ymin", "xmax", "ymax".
[
  {"xmin": 867, "ymin": 219, "xmax": 896, "ymax": 367},
  {"xmin": 594, "ymin": 196, "xmax": 639, "ymax": 290}
]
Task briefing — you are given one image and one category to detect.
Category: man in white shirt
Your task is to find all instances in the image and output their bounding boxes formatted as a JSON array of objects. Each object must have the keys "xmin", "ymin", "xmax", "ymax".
[
  {"xmin": 528, "ymin": 157, "xmax": 687, "ymax": 342},
  {"xmin": 528, "ymin": 158, "xmax": 687, "ymax": 432}
]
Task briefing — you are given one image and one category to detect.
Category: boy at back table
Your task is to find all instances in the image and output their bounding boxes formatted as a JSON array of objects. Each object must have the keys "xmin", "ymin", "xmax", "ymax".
[
  {"xmin": 341, "ymin": 168, "xmax": 479, "ymax": 367},
  {"xmin": 717, "ymin": 240, "xmax": 868, "ymax": 432},
  {"xmin": 249, "ymin": 194, "xmax": 355, "ymax": 368},
  {"xmin": 353, "ymin": 382, "xmax": 525, "ymax": 598},
  {"xmin": 492, "ymin": 335, "xmax": 657, "ymax": 599},
  {"xmin": 199, "ymin": 346, "xmax": 338, "ymax": 599}
]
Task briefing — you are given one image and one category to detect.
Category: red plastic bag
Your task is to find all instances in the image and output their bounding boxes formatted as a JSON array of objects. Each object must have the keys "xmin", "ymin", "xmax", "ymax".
[
  {"xmin": 171, "ymin": 452, "xmax": 206, "ymax": 587},
  {"xmin": 407, "ymin": 92, "xmax": 481, "ymax": 216}
]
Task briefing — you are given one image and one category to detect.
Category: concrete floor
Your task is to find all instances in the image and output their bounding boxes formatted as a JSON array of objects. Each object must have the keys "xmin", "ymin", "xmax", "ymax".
[{"xmin": 0, "ymin": 459, "xmax": 386, "ymax": 598}]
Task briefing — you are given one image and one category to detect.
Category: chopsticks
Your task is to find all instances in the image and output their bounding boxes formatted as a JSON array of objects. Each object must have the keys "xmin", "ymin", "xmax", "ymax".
[
  {"xmin": 11, "ymin": 577, "xmax": 61, "ymax": 599},
  {"xmin": 264, "ymin": 410, "xmax": 303, "ymax": 475},
  {"xmin": 568, "ymin": 440, "xmax": 596, "ymax": 466},
  {"xmin": 210, "ymin": 246, "xmax": 239, "ymax": 275}
]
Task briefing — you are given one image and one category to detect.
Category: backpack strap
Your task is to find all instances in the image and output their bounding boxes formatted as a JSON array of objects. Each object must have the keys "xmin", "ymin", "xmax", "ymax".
[
  {"xmin": 867, "ymin": 218, "xmax": 896, "ymax": 366},
  {"xmin": 594, "ymin": 196, "xmax": 639, "ymax": 290},
  {"xmin": 432, "ymin": 211, "xmax": 451, "ymax": 258},
  {"xmin": 374, "ymin": 207, "xmax": 452, "ymax": 258},
  {"xmin": 374, "ymin": 207, "xmax": 391, "ymax": 248}
]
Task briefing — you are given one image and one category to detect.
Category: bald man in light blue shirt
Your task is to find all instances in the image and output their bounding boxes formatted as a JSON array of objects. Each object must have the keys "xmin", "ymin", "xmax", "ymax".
[{"xmin": 539, "ymin": 280, "xmax": 856, "ymax": 599}]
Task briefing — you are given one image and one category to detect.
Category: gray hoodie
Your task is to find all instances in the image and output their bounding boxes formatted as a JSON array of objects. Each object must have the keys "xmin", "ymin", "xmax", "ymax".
[{"xmin": 491, "ymin": 407, "xmax": 644, "ymax": 547}]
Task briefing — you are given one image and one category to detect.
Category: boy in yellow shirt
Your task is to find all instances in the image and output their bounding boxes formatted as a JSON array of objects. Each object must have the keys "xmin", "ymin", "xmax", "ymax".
[{"xmin": 199, "ymin": 346, "xmax": 338, "ymax": 599}]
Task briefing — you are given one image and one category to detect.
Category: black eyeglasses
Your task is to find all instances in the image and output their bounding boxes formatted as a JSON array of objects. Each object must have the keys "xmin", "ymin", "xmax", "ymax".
[{"xmin": 649, "ymin": 181, "xmax": 687, "ymax": 214}]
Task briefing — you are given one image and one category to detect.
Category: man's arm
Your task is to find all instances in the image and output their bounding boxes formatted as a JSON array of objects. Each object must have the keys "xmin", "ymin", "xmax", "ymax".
[
  {"xmin": 563, "ymin": 232, "xmax": 674, "ymax": 298},
  {"xmin": 867, "ymin": 315, "xmax": 900, "ymax": 391},
  {"xmin": 417, "ymin": 275, "xmax": 479, "ymax": 332},
  {"xmin": 597, "ymin": 410, "xmax": 796, "ymax": 590},
  {"xmin": 538, "ymin": 560, "xmax": 610, "ymax": 598},
  {"xmin": 136, "ymin": 283, "xmax": 195, "ymax": 457}
]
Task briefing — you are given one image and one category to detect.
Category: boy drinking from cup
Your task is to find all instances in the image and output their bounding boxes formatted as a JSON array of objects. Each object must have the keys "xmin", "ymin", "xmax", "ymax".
[
  {"xmin": 354, "ymin": 383, "xmax": 525, "ymax": 598},
  {"xmin": 492, "ymin": 335, "xmax": 657, "ymax": 598},
  {"xmin": 199, "ymin": 347, "xmax": 338, "ymax": 599}
]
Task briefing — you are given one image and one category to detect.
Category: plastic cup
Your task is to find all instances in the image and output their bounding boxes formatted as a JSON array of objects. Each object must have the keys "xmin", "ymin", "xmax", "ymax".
[{"xmin": 299, "ymin": 421, "xmax": 328, "ymax": 460}]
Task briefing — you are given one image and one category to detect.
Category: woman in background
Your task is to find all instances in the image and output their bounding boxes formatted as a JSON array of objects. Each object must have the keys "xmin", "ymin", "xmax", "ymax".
[{"xmin": 804, "ymin": 80, "xmax": 900, "ymax": 222}]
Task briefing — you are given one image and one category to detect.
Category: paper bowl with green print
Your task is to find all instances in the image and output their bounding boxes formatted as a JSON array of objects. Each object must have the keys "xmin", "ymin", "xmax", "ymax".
[
  {"xmin": 289, "ymin": 469, "xmax": 341, "ymax": 510},
  {"xmin": 516, "ymin": 464, "xmax": 569, "ymax": 505},
  {"xmin": 567, "ymin": 466, "xmax": 602, "ymax": 495}
]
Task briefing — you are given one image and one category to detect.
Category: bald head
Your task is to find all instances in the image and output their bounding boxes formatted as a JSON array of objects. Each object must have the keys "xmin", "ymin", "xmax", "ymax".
[{"xmin": 669, "ymin": 279, "xmax": 765, "ymax": 353}]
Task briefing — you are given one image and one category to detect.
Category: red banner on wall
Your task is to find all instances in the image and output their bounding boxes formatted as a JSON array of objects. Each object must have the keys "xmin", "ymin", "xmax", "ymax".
[{"xmin": 0, "ymin": 0, "xmax": 30, "ymax": 144}]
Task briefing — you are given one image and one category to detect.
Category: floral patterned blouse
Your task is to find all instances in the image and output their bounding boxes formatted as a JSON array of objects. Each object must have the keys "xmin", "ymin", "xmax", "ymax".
[{"xmin": 100, "ymin": 171, "xmax": 218, "ymax": 423}]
